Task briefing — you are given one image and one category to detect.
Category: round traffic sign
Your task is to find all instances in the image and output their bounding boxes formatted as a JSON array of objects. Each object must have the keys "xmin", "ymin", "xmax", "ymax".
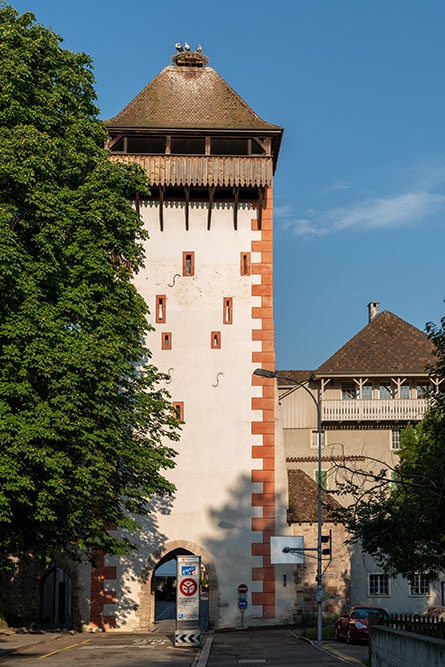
[
  {"xmin": 238, "ymin": 584, "xmax": 248, "ymax": 595},
  {"xmin": 238, "ymin": 598, "xmax": 248, "ymax": 611},
  {"xmin": 179, "ymin": 578, "xmax": 198, "ymax": 597}
]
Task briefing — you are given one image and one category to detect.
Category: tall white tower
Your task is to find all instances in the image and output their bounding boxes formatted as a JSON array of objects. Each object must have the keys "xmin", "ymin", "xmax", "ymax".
[{"xmin": 95, "ymin": 46, "xmax": 284, "ymax": 630}]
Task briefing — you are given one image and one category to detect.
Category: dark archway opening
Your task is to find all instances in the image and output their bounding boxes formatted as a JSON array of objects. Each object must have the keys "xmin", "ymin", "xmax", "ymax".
[
  {"xmin": 40, "ymin": 568, "xmax": 73, "ymax": 628},
  {"xmin": 152, "ymin": 548, "xmax": 208, "ymax": 631}
]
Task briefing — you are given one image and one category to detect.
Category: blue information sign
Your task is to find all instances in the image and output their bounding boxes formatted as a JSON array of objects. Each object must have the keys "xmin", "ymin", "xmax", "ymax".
[{"xmin": 238, "ymin": 598, "xmax": 248, "ymax": 611}]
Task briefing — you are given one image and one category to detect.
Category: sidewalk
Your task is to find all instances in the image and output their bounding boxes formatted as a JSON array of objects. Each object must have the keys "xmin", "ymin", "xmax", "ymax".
[
  {"xmin": 196, "ymin": 627, "xmax": 367, "ymax": 666},
  {"xmin": 0, "ymin": 631, "xmax": 64, "ymax": 657}
]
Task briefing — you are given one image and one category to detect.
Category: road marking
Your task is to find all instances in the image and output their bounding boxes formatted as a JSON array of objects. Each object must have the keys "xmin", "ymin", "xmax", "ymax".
[
  {"xmin": 79, "ymin": 639, "xmax": 170, "ymax": 648},
  {"xmin": 193, "ymin": 636, "xmax": 213, "ymax": 667},
  {"xmin": 38, "ymin": 639, "xmax": 91, "ymax": 660},
  {"xmin": 289, "ymin": 631, "xmax": 365, "ymax": 665}
]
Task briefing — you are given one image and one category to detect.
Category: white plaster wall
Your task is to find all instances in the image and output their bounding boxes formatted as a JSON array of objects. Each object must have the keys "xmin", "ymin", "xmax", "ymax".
[{"xmin": 111, "ymin": 200, "xmax": 269, "ymax": 628}]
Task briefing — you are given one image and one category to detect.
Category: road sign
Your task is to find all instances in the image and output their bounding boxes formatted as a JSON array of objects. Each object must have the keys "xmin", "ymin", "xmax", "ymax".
[
  {"xmin": 179, "ymin": 578, "xmax": 198, "ymax": 597},
  {"xmin": 270, "ymin": 536, "xmax": 304, "ymax": 564},
  {"xmin": 174, "ymin": 632, "xmax": 201, "ymax": 646},
  {"xmin": 176, "ymin": 555, "xmax": 200, "ymax": 647},
  {"xmin": 238, "ymin": 598, "xmax": 248, "ymax": 611},
  {"xmin": 238, "ymin": 584, "xmax": 248, "ymax": 595}
]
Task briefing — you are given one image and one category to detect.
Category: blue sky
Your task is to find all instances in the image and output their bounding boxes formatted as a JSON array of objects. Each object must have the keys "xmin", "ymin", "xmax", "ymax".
[{"xmin": 12, "ymin": 0, "xmax": 445, "ymax": 369}]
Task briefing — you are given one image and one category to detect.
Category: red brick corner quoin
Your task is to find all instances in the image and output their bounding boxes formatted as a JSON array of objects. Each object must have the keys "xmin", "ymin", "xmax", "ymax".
[
  {"xmin": 90, "ymin": 551, "xmax": 117, "ymax": 630},
  {"xmin": 251, "ymin": 188, "xmax": 276, "ymax": 620}
]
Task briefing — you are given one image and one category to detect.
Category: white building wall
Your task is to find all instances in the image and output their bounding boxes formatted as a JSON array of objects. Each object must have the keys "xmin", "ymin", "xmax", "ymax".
[{"xmin": 108, "ymin": 200, "xmax": 271, "ymax": 629}]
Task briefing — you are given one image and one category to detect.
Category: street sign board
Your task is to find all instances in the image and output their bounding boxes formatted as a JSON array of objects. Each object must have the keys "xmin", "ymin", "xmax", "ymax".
[
  {"xmin": 238, "ymin": 584, "xmax": 248, "ymax": 595},
  {"xmin": 176, "ymin": 555, "xmax": 200, "ymax": 647},
  {"xmin": 270, "ymin": 536, "xmax": 304, "ymax": 564},
  {"xmin": 238, "ymin": 598, "xmax": 248, "ymax": 611}
]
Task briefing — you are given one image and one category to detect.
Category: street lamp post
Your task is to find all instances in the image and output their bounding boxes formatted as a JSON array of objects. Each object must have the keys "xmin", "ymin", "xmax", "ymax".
[{"xmin": 253, "ymin": 367, "xmax": 324, "ymax": 644}]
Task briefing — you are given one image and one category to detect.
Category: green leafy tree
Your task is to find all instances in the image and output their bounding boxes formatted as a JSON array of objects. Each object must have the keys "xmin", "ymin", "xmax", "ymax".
[
  {"xmin": 332, "ymin": 313, "xmax": 445, "ymax": 579},
  {"xmin": 0, "ymin": 3, "xmax": 179, "ymax": 570}
]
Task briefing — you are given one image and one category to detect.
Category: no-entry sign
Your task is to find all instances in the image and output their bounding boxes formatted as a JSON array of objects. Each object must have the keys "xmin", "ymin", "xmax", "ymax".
[{"xmin": 238, "ymin": 584, "xmax": 248, "ymax": 596}]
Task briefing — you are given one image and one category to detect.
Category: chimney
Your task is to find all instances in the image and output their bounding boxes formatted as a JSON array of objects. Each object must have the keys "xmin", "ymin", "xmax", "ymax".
[{"xmin": 368, "ymin": 302, "xmax": 380, "ymax": 323}]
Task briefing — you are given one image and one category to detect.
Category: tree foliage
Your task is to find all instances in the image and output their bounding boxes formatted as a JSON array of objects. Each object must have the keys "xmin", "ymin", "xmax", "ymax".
[
  {"xmin": 332, "ymin": 318, "xmax": 445, "ymax": 580},
  {"xmin": 0, "ymin": 4, "xmax": 179, "ymax": 569}
]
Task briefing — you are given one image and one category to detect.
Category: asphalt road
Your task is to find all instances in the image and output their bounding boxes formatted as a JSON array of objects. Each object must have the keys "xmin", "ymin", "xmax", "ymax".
[
  {"xmin": 0, "ymin": 633, "xmax": 198, "ymax": 667},
  {"xmin": 0, "ymin": 628, "xmax": 368, "ymax": 666}
]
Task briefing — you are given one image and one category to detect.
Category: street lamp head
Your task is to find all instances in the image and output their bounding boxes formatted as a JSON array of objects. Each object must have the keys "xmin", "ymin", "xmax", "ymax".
[{"xmin": 253, "ymin": 368, "xmax": 277, "ymax": 379}]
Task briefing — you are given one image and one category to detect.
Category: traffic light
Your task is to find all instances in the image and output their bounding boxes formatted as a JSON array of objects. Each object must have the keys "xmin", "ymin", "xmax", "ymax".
[{"xmin": 321, "ymin": 532, "xmax": 332, "ymax": 556}]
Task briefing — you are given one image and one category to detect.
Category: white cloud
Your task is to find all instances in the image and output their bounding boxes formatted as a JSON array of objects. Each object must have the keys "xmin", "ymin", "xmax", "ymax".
[{"xmin": 279, "ymin": 189, "xmax": 445, "ymax": 239}]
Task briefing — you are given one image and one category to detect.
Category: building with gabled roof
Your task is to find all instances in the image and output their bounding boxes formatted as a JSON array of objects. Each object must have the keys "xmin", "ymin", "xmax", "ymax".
[{"xmin": 279, "ymin": 302, "xmax": 443, "ymax": 617}]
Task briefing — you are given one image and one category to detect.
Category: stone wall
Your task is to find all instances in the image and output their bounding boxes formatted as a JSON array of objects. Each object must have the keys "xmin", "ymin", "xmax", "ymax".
[{"xmin": 370, "ymin": 626, "xmax": 445, "ymax": 667}]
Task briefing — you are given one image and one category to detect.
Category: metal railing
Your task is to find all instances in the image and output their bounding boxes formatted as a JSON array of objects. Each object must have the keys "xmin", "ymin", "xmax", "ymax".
[{"xmin": 390, "ymin": 613, "xmax": 445, "ymax": 640}]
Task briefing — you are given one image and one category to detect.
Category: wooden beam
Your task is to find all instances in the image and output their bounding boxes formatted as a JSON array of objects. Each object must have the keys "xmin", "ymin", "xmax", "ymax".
[
  {"xmin": 233, "ymin": 186, "xmax": 239, "ymax": 230},
  {"xmin": 135, "ymin": 190, "xmax": 140, "ymax": 215},
  {"xmin": 258, "ymin": 187, "xmax": 264, "ymax": 230},
  {"xmin": 165, "ymin": 135, "xmax": 171, "ymax": 155},
  {"xmin": 106, "ymin": 134, "xmax": 124, "ymax": 151},
  {"xmin": 205, "ymin": 136, "xmax": 211, "ymax": 155},
  {"xmin": 207, "ymin": 185, "xmax": 215, "ymax": 230},
  {"xmin": 184, "ymin": 185, "xmax": 190, "ymax": 231},
  {"xmin": 159, "ymin": 186, "xmax": 165, "ymax": 231}
]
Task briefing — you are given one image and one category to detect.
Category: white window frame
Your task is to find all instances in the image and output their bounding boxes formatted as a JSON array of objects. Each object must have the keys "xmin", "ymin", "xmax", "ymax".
[
  {"xmin": 361, "ymin": 383, "xmax": 373, "ymax": 400},
  {"xmin": 311, "ymin": 430, "xmax": 325, "ymax": 448},
  {"xmin": 368, "ymin": 573, "xmax": 390, "ymax": 597},
  {"xmin": 379, "ymin": 383, "xmax": 392, "ymax": 399},
  {"xmin": 409, "ymin": 574, "xmax": 430, "ymax": 596},
  {"xmin": 399, "ymin": 384, "xmax": 410, "ymax": 399},
  {"xmin": 391, "ymin": 430, "xmax": 401, "ymax": 450},
  {"xmin": 342, "ymin": 382, "xmax": 358, "ymax": 400},
  {"xmin": 417, "ymin": 383, "xmax": 430, "ymax": 399}
]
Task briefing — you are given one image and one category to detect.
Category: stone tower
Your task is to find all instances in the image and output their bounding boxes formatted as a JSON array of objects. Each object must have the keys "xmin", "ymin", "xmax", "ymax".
[{"xmin": 97, "ymin": 46, "xmax": 286, "ymax": 629}]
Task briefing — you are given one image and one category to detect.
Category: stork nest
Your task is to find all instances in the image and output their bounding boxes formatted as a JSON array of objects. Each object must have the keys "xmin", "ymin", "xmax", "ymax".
[{"xmin": 172, "ymin": 51, "xmax": 208, "ymax": 67}]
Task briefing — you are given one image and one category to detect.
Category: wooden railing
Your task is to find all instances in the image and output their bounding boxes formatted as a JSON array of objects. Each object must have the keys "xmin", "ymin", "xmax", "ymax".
[{"xmin": 321, "ymin": 398, "xmax": 428, "ymax": 422}]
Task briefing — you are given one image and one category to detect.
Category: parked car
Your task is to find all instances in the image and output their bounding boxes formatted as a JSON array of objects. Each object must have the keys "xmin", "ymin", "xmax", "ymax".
[
  {"xmin": 421, "ymin": 606, "xmax": 445, "ymax": 620},
  {"xmin": 335, "ymin": 606, "xmax": 390, "ymax": 643}
]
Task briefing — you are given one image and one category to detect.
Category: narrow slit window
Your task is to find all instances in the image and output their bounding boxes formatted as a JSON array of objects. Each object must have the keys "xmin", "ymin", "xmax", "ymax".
[
  {"xmin": 223, "ymin": 297, "xmax": 233, "ymax": 324},
  {"xmin": 173, "ymin": 402, "xmax": 184, "ymax": 421},
  {"xmin": 156, "ymin": 295, "xmax": 166, "ymax": 323},
  {"xmin": 240, "ymin": 252, "xmax": 251, "ymax": 276},
  {"xmin": 211, "ymin": 331, "xmax": 221, "ymax": 349},
  {"xmin": 162, "ymin": 332, "xmax": 172, "ymax": 350},
  {"xmin": 182, "ymin": 251, "xmax": 195, "ymax": 276}
]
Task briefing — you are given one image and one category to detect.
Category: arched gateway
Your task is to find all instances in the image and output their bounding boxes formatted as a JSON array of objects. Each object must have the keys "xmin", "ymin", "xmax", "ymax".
[{"xmin": 137, "ymin": 540, "xmax": 219, "ymax": 628}]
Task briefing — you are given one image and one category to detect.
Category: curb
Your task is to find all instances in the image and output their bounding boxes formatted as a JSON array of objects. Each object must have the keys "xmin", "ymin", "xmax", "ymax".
[
  {"xmin": 294, "ymin": 633, "xmax": 365, "ymax": 665},
  {"xmin": 0, "ymin": 634, "xmax": 63, "ymax": 657}
]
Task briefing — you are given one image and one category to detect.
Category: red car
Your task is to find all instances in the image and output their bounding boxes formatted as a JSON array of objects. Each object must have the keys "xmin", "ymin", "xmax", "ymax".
[{"xmin": 335, "ymin": 606, "xmax": 390, "ymax": 643}]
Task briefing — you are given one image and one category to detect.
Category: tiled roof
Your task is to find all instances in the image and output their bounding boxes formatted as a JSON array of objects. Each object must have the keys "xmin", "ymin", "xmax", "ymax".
[
  {"xmin": 276, "ymin": 370, "xmax": 313, "ymax": 386},
  {"xmin": 287, "ymin": 469, "xmax": 342, "ymax": 523},
  {"xmin": 315, "ymin": 310, "xmax": 434, "ymax": 375},
  {"xmin": 105, "ymin": 66, "xmax": 282, "ymax": 131}
]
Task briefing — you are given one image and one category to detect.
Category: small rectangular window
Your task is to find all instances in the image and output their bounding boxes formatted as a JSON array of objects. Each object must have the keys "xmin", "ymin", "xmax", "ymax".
[
  {"xmin": 315, "ymin": 470, "xmax": 327, "ymax": 490},
  {"xmin": 211, "ymin": 331, "xmax": 221, "ymax": 349},
  {"xmin": 223, "ymin": 297, "xmax": 233, "ymax": 325},
  {"xmin": 240, "ymin": 252, "xmax": 251, "ymax": 276},
  {"xmin": 391, "ymin": 430, "xmax": 400, "ymax": 450},
  {"xmin": 369, "ymin": 574, "xmax": 389, "ymax": 596},
  {"xmin": 182, "ymin": 251, "xmax": 195, "ymax": 276},
  {"xmin": 362, "ymin": 383, "xmax": 373, "ymax": 399},
  {"xmin": 379, "ymin": 384, "xmax": 392, "ymax": 399},
  {"xmin": 173, "ymin": 402, "xmax": 184, "ymax": 421},
  {"xmin": 409, "ymin": 575, "xmax": 430, "ymax": 596},
  {"xmin": 156, "ymin": 295, "xmax": 166, "ymax": 323},
  {"xmin": 417, "ymin": 383, "xmax": 430, "ymax": 399},
  {"xmin": 161, "ymin": 332, "xmax": 172, "ymax": 350},
  {"xmin": 399, "ymin": 384, "xmax": 410, "ymax": 399},
  {"xmin": 342, "ymin": 382, "xmax": 357, "ymax": 400},
  {"xmin": 311, "ymin": 431, "xmax": 325, "ymax": 448}
]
